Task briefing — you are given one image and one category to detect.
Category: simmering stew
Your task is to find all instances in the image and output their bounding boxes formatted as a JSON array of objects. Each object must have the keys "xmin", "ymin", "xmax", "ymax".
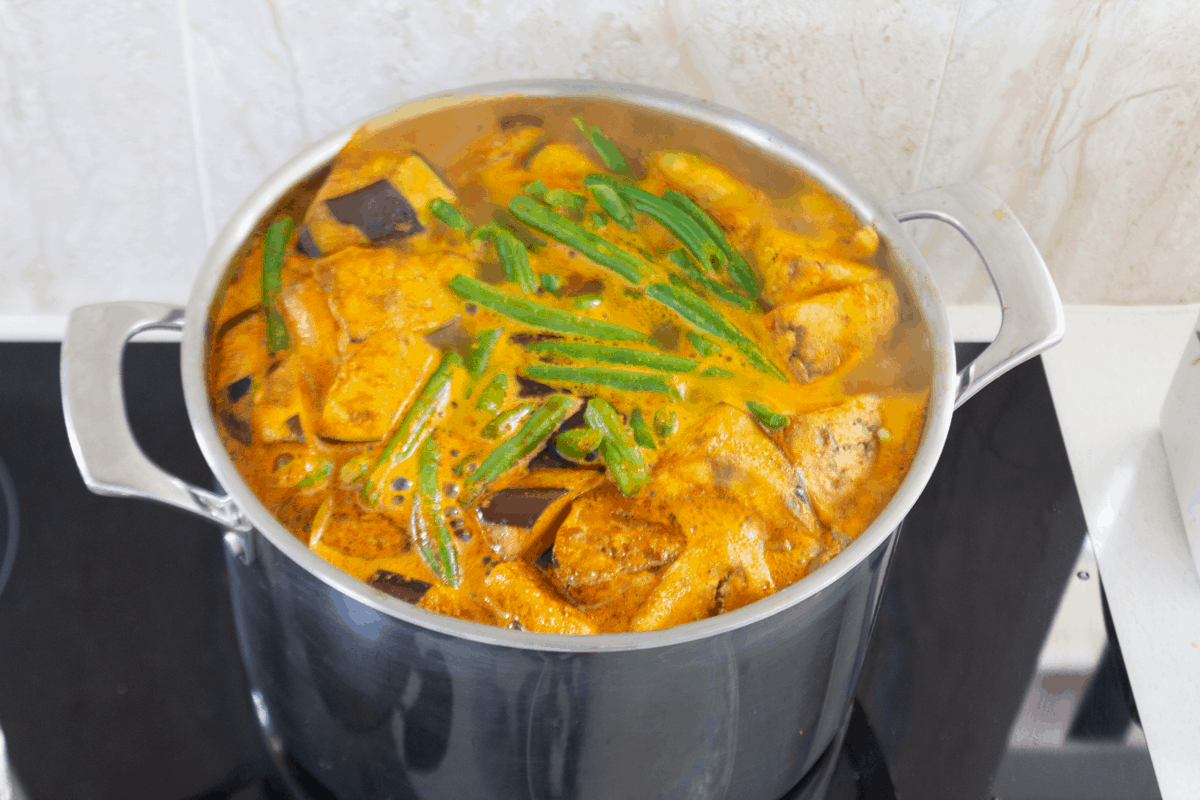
[{"xmin": 208, "ymin": 115, "xmax": 928, "ymax": 634}]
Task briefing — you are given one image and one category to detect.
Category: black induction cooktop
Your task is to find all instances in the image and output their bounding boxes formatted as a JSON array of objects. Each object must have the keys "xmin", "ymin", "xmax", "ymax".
[{"xmin": 0, "ymin": 342, "xmax": 1159, "ymax": 799}]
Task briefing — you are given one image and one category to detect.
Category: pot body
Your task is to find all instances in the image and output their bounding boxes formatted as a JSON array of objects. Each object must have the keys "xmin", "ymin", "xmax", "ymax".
[
  {"xmin": 228, "ymin": 522, "xmax": 895, "ymax": 800},
  {"xmin": 61, "ymin": 81, "xmax": 1064, "ymax": 800}
]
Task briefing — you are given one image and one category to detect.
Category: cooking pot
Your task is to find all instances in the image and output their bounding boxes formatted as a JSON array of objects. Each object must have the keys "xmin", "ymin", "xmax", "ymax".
[{"xmin": 61, "ymin": 80, "xmax": 1063, "ymax": 800}]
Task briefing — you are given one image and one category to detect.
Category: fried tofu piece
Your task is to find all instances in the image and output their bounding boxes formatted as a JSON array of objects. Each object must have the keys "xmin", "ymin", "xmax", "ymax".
[
  {"xmin": 754, "ymin": 227, "xmax": 880, "ymax": 306},
  {"xmin": 769, "ymin": 279, "xmax": 899, "ymax": 384},
  {"xmin": 650, "ymin": 405, "xmax": 821, "ymax": 545},
  {"xmin": 279, "ymin": 276, "xmax": 342, "ymax": 401},
  {"xmin": 651, "ymin": 151, "xmax": 771, "ymax": 249},
  {"xmin": 309, "ymin": 494, "xmax": 410, "ymax": 561},
  {"xmin": 317, "ymin": 246, "xmax": 466, "ymax": 340},
  {"xmin": 419, "ymin": 584, "xmax": 500, "ymax": 626},
  {"xmin": 818, "ymin": 391, "xmax": 929, "ymax": 538},
  {"xmin": 318, "ymin": 328, "xmax": 438, "ymax": 442},
  {"xmin": 301, "ymin": 150, "xmax": 456, "ymax": 256},
  {"xmin": 781, "ymin": 395, "xmax": 882, "ymax": 528},
  {"xmin": 448, "ymin": 127, "xmax": 545, "ymax": 207},
  {"xmin": 553, "ymin": 485, "xmax": 686, "ymax": 601},
  {"xmin": 527, "ymin": 142, "xmax": 597, "ymax": 189},
  {"xmin": 630, "ymin": 497, "xmax": 773, "ymax": 631},
  {"xmin": 483, "ymin": 560, "xmax": 598, "ymax": 635}
]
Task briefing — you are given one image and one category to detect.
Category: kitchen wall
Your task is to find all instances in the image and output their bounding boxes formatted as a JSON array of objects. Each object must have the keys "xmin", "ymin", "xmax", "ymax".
[{"xmin": 2, "ymin": 0, "xmax": 1197, "ymax": 328}]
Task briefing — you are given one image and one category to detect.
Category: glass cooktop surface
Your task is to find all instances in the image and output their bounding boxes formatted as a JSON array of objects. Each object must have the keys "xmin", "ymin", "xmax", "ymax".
[{"xmin": 0, "ymin": 342, "xmax": 1160, "ymax": 800}]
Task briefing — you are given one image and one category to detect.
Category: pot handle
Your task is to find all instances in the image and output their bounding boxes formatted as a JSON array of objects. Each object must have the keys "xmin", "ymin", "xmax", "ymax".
[
  {"xmin": 61, "ymin": 302, "xmax": 252, "ymax": 532},
  {"xmin": 886, "ymin": 183, "xmax": 1065, "ymax": 408}
]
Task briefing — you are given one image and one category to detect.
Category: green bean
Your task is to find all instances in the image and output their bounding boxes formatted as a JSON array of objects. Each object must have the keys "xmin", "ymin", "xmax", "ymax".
[
  {"xmin": 465, "ymin": 328, "xmax": 504, "ymax": 380},
  {"xmin": 482, "ymin": 402, "xmax": 535, "ymax": 439},
  {"xmin": 698, "ymin": 366, "xmax": 735, "ymax": 379},
  {"xmin": 539, "ymin": 273, "xmax": 562, "ymax": 293},
  {"xmin": 414, "ymin": 435, "xmax": 459, "ymax": 586},
  {"xmin": 590, "ymin": 176, "xmax": 726, "ymax": 273},
  {"xmin": 629, "ymin": 408, "xmax": 656, "ymax": 449},
  {"xmin": 573, "ymin": 117, "xmax": 629, "ymax": 174},
  {"xmin": 667, "ymin": 249, "xmax": 756, "ymax": 311},
  {"xmin": 294, "ymin": 459, "xmax": 333, "ymax": 489},
  {"xmin": 476, "ymin": 372, "xmax": 507, "ymax": 412},
  {"xmin": 588, "ymin": 211, "xmax": 607, "ymax": 228},
  {"xmin": 429, "ymin": 198, "xmax": 472, "ymax": 235},
  {"xmin": 492, "ymin": 229, "xmax": 538, "ymax": 295},
  {"xmin": 544, "ymin": 188, "xmax": 587, "ymax": 214},
  {"xmin": 584, "ymin": 398, "xmax": 649, "ymax": 496},
  {"xmin": 449, "ymin": 275, "xmax": 650, "ymax": 343},
  {"xmin": 508, "ymin": 195, "xmax": 649, "ymax": 284},
  {"xmin": 645, "ymin": 282, "xmax": 787, "ymax": 381},
  {"xmin": 747, "ymin": 400, "xmax": 788, "ymax": 430},
  {"xmin": 524, "ymin": 179, "xmax": 548, "ymax": 201},
  {"xmin": 338, "ymin": 454, "xmax": 372, "ymax": 487},
  {"xmin": 522, "ymin": 364, "xmax": 676, "ymax": 395},
  {"xmin": 653, "ymin": 406, "xmax": 678, "ymax": 439},
  {"xmin": 663, "ymin": 190, "xmax": 760, "ymax": 297},
  {"xmin": 362, "ymin": 351, "xmax": 461, "ymax": 505},
  {"xmin": 555, "ymin": 428, "xmax": 602, "ymax": 459},
  {"xmin": 262, "ymin": 217, "xmax": 294, "ymax": 353},
  {"xmin": 524, "ymin": 341, "xmax": 699, "ymax": 373},
  {"xmin": 583, "ymin": 176, "xmax": 636, "ymax": 231},
  {"xmin": 463, "ymin": 395, "xmax": 578, "ymax": 503},
  {"xmin": 687, "ymin": 331, "xmax": 721, "ymax": 357}
]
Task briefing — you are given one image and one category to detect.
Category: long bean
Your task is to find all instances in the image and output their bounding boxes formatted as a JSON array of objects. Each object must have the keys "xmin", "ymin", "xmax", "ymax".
[
  {"xmin": 414, "ymin": 435, "xmax": 459, "ymax": 586},
  {"xmin": 492, "ymin": 229, "xmax": 538, "ymax": 295},
  {"xmin": 584, "ymin": 398, "xmax": 649, "ymax": 496},
  {"xmin": 629, "ymin": 408, "xmax": 656, "ymax": 449},
  {"xmin": 476, "ymin": 372, "xmax": 507, "ymax": 412},
  {"xmin": 429, "ymin": 198, "xmax": 472, "ymax": 235},
  {"xmin": 508, "ymin": 195, "xmax": 649, "ymax": 284},
  {"xmin": 465, "ymin": 328, "xmax": 504, "ymax": 380},
  {"xmin": 362, "ymin": 351, "xmax": 461, "ymax": 505},
  {"xmin": 482, "ymin": 402, "xmax": 535, "ymax": 439},
  {"xmin": 521, "ymin": 364, "xmax": 676, "ymax": 395},
  {"xmin": 583, "ymin": 175, "xmax": 636, "ymax": 231},
  {"xmin": 589, "ymin": 176, "xmax": 726, "ymax": 273},
  {"xmin": 262, "ymin": 217, "xmax": 294, "ymax": 353},
  {"xmin": 449, "ymin": 275, "xmax": 650, "ymax": 343},
  {"xmin": 524, "ymin": 341, "xmax": 699, "ymax": 373},
  {"xmin": 573, "ymin": 117, "xmax": 629, "ymax": 174},
  {"xmin": 667, "ymin": 249, "xmax": 756, "ymax": 311},
  {"xmin": 462, "ymin": 395, "xmax": 578, "ymax": 503},
  {"xmin": 555, "ymin": 428, "xmax": 602, "ymax": 458},
  {"xmin": 645, "ymin": 282, "xmax": 787, "ymax": 381},
  {"xmin": 747, "ymin": 400, "xmax": 788, "ymax": 431},
  {"xmin": 663, "ymin": 190, "xmax": 761, "ymax": 297},
  {"xmin": 687, "ymin": 331, "xmax": 721, "ymax": 357}
]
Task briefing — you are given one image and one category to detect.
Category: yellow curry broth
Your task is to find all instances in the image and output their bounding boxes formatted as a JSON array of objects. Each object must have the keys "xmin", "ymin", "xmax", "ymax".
[{"xmin": 208, "ymin": 120, "xmax": 928, "ymax": 634}]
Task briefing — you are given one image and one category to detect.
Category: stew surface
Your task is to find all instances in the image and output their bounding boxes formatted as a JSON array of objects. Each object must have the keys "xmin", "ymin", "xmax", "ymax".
[{"xmin": 208, "ymin": 116, "xmax": 929, "ymax": 634}]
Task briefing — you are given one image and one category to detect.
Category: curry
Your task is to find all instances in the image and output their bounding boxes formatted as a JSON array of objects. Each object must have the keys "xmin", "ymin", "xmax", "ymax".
[{"xmin": 207, "ymin": 115, "xmax": 928, "ymax": 634}]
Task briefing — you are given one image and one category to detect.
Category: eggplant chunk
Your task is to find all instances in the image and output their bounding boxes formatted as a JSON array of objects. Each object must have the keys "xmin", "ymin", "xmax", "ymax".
[
  {"xmin": 418, "ymin": 584, "xmax": 499, "ymax": 626},
  {"xmin": 302, "ymin": 149, "xmax": 457, "ymax": 255},
  {"xmin": 475, "ymin": 470, "xmax": 602, "ymax": 561},
  {"xmin": 482, "ymin": 560, "xmax": 598, "ymax": 635},
  {"xmin": 369, "ymin": 570, "xmax": 432, "ymax": 603},
  {"xmin": 309, "ymin": 495, "xmax": 410, "ymax": 561},
  {"xmin": 768, "ymin": 279, "xmax": 899, "ymax": 384},
  {"xmin": 753, "ymin": 226, "xmax": 880, "ymax": 306},
  {"xmin": 781, "ymin": 395, "xmax": 882, "ymax": 528},
  {"xmin": 319, "ymin": 328, "xmax": 438, "ymax": 442},
  {"xmin": 650, "ymin": 405, "xmax": 821, "ymax": 545},
  {"xmin": 318, "ymin": 246, "xmax": 467, "ymax": 340},
  {"xmin": 253, "ymin": 355, "xmax": 317, "ymax": 443},
  {"xmin": 630, "ymin": 497, "xmax": 773, "ymax": 631},
  {"xmin": 279, "ymin": 276, "xmax": 341, "ymax": 402}
]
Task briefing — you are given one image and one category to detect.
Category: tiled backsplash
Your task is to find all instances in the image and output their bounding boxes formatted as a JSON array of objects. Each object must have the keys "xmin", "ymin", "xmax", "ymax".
[{"xmin": 1, "ymin": 0, "xmax": 1196, "ymax": 320}]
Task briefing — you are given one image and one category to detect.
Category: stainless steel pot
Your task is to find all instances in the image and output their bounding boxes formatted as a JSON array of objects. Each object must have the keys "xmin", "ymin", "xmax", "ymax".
[{"xmin": 61, "ymin": 80, "xmax": 1063, "ymax": 800}]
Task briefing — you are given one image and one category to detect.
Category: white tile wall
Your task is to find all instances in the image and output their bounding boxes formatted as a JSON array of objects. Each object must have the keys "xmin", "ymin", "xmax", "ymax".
[{"xmin": 1, "ymin": 0, "xmax": 1197, "ymax": 321}]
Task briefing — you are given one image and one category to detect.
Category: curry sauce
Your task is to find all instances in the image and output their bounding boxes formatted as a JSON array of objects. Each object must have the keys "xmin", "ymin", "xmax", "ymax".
[{"xmin": 208, "ymin": 118, "xmax": 928, "ymax": 634}]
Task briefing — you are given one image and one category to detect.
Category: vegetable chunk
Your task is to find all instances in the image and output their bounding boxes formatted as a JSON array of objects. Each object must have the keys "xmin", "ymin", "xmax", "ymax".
[
  {"xmin": 754, "ymin": 227, "xmax": 880, "ymax": 306},
  {"xmin": 319, "ymin": 329, "xmax": 438, "ymax": 442},
  {"xmin": 768, "ymin": 279, "xmax": 899, "ymax": 384},
  {"xmin": 483, "ymin": 560, "xmax": 598, "ymax": 635}
]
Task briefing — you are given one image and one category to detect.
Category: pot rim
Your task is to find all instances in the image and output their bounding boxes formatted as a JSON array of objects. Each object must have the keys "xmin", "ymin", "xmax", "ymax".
[{"xmin": 180, "ymin": 78, "xmax": 955, "ymax": 653}]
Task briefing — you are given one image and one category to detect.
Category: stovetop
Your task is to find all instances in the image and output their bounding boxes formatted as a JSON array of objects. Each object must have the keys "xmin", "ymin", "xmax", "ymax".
[{"xmin": 0, "ymin": 342, "xmax": 1161, "ymax": 799}]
